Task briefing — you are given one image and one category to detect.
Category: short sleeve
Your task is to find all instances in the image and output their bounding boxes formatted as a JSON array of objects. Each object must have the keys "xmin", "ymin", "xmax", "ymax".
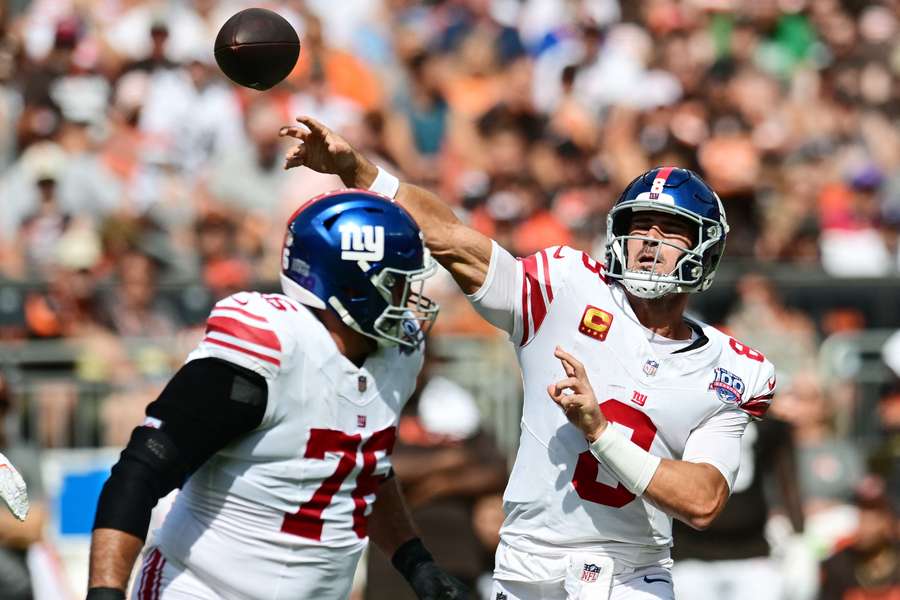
[
  {"xmin": 682, "ymin": 407, "xmax": 752, "ymax": 492},
  {"xmin": 739, "ymin": 359, "xmax": 777, "ymax": 420},
  {"xmin": 466, "ymin": 241, "xmax": 571, "ymax": 346},
  {"xmin": 188, "ymin": 293, "xmax": 289, "ymax": 381}
]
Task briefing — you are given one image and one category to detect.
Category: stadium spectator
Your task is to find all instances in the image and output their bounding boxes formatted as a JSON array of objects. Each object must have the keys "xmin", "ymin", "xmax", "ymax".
[
  {"xmin": 98, "ymin": 248, "xmax": 180, "ymax": 338},
  {"xmin": 780, "ymin": 372, "xmax": 865, "ymax": 516},
  {"xmin": 818, "ymin": 476, "xmax": 900, "ymax": 600},
  {"xmin": 725, "ymin": 273, "xmax": 819, "ymax": 378}
]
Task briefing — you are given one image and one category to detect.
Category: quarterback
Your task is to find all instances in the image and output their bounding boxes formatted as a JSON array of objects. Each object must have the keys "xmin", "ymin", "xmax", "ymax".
[
  {"xmin": 282, "ymin": 117, "xmax": 777, "ymax": 600},
  {"xmin": 86, "ymin": 191, "xmax": 467, "ymax": 600}
]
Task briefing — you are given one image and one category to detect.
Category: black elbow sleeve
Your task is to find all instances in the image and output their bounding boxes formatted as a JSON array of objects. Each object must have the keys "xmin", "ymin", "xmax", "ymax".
[
  {"xmin": 92, "ymin": 358, "xmax": 267, "ymax": 539},
  {"xmin": 93, "ymin": 427, "xmax": 187, "ymax": 539}
]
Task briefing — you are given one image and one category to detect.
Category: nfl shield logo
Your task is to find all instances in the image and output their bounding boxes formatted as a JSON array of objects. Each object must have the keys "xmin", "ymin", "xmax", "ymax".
[
  {"xmin": 643, "ymin": 360, "xmax": 659, "ymax": 377},
  {"xmin": 581, "ymin": 563, "xmax": 601, "ymax": 583},
  {"xmin": 357, "ymin": 415, "xmax": 367, "ymax": 428}
]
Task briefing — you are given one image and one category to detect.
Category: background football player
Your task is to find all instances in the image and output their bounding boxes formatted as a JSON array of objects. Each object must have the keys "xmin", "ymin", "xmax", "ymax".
[
  {"xmin": 85, "ymin": 191, "xmax": 467, "ymax": 600},
  {"xmin": 281, "ymin": 117, "xmax": 777, "ymax": 600}
]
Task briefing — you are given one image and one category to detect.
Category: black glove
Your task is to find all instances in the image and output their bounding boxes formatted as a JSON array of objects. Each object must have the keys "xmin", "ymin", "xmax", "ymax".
[
  {"xmin": 86, "ymin": 588, "xmax": 126, "ymax": 600},
  {"xmin": 392, "ymin": 538, "xmax": 470, "ymax": 600}
]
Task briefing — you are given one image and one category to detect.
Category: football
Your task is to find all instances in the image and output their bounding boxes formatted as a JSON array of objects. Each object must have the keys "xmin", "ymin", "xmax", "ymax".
[{"xmin": 214, "ymin": 8, "xmax": 300, "ymax": 91}]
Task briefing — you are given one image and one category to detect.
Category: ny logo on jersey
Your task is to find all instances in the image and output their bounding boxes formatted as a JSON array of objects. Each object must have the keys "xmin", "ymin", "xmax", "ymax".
[
  {"xmin": 709, "ymin": 368, "xmax": 745, "ymax": 404},
  {"xmin": 578, "ymin": 306, "xmax": 614, "ymax": 341},
  {"xmin": 631, "ymin": 390, "xmax": 648, "ymax": 406},
  {"xmin": 339, "ymin": 224, "xmax": 384, "ymax": 261},
  {"xmin": 581, "ymin": 563, "xmax": 601, "ymax": 583}
]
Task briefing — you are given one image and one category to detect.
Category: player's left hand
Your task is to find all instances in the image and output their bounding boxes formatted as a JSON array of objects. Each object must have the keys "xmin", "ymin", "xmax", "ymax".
[
  {"xmin": 394, "ymin": 538, "xmax": 470, "ymax": 599},
  {"xmin": 407, "ymin": 561, "xmax": 470, "ymax": 600},
  {"xmin": 547, "ymin": 346, "xmax": 608, "ymax": 442},
  {"xmin": 0, "ymin": 451, "xmax": 29, "ymax": 521}
]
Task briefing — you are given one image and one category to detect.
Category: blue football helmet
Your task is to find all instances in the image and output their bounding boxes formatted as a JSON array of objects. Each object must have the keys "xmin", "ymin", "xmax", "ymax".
[
  {"xmin": 604, "ymin": 167, "xmax": 729, "ymax": 299},
  {"xmin": 280, "ymin": 189, "xmax": 439, "ymax": 349}
]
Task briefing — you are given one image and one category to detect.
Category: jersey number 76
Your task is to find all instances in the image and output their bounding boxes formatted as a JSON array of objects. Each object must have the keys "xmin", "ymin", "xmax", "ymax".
[{"xmin": 281, "ymin": 427, "xmax": 396, "ymax": 540}]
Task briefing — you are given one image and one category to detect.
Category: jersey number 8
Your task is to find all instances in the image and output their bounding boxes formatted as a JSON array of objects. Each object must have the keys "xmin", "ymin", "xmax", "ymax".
[{"xmin": 571, "ymin": 400, "xmax": 657, "ymax": 508}]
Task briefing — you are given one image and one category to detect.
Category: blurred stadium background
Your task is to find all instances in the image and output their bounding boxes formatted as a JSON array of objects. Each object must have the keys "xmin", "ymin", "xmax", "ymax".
[{"xmin": 0, "ymin": 0, "xmax": 897, "ymax": 598}]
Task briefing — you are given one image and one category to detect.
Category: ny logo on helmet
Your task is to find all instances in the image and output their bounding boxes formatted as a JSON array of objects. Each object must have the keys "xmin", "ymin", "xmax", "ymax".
[{"xmin": 339, "ymin": 224, "xmax": 384, "ymax": 261}]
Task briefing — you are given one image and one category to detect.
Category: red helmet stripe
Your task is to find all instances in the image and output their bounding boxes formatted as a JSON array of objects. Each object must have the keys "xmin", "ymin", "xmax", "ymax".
[{"xmin": 655, "ymin": 166, "xmax": 675, "ymax": 183}]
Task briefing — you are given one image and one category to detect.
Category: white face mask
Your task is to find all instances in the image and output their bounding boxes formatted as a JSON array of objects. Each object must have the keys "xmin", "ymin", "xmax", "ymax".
[{"xmin": 605, "ymin": 204, "xmax": 728, "ymax": 298}]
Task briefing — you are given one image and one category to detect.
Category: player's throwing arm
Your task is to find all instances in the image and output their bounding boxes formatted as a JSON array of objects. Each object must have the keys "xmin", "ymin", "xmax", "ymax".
[
  {"xmin": 549, "ymin": 347, "xmax": 730, "ymax": 530},
  {"xmin": 280, "ymin": 117, "xmax": 493, "ymax": 294}
]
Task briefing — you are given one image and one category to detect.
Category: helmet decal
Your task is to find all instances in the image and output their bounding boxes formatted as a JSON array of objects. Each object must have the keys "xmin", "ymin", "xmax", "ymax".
[{"xmin": 280, "ymin": 189, "xmax": 439, "ymax": 349}]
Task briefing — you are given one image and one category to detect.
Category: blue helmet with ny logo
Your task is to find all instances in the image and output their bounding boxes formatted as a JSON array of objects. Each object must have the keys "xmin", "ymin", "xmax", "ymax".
[
  {"xmin": 604, "ymin": 167, "xmax": 729, "ymax": 298},
  {"xmin": 280, "ymin": 189, "xmax": 438, "ymax": 349}
]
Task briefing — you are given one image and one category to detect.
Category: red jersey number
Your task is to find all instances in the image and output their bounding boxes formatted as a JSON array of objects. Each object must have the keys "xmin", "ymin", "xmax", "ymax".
[
  {"xmin": 281, "ymin": 426, "xmax": 396, "ymax": 540},
  {"xmin": 571, "ymin": 400, "xmax": 657, "ymax": 508},
  {"xmin": 729, "ymin": 338, "xmax": 765, "ymax": 363}
]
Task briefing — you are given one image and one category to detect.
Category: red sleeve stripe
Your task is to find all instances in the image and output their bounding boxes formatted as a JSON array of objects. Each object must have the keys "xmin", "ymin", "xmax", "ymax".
[
  {"xmin": 540, "ymin": 249, "xmax": 553, "ymax": 302},
  {"xmin": 206, "ymin": 315, "xmax": 281, "ymax": 351},
  {"xmin": 518, "ymin": 252, "xmax": 557, "ymax": 345},
  {"xmin": 741, "ymin": 394, "xmax": 774, "ymax": 418},
  {"xmin": 203, "ymin": 335, "xmax": 281, "ymax": 366},
  {"xmin": 524, "ymin": 255, "xmax": 548, "ymax": 335},
  {"xmin": 213, "ymin": 305, "xmax": 268, "ymax": 322}
]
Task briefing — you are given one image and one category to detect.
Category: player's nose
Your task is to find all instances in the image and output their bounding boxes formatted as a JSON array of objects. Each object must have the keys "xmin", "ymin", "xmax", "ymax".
[{"xmin": 642, "ymin": 226, "xmax": 664, "ymax": 245}]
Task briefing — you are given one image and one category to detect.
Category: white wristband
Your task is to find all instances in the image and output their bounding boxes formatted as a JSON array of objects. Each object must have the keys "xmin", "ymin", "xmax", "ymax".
[
  {"xmin": 368, "ymin": 166, "xmax": 400, "ymax": 200},
  {"xmin": 589, "ymin": 426, "xmax": 661, "ymax": 496}
]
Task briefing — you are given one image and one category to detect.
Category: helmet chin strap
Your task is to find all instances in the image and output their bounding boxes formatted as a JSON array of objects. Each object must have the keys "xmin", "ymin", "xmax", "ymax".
[{"xmin": 621, "ymin": 276, "xmax": 677, "ymax": 299}]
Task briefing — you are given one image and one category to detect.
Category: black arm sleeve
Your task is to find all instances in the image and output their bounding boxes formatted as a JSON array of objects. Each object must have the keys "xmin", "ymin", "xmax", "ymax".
[{"xmin": 93, "ymin": 357, "xmax": 268, "ymax": 539}]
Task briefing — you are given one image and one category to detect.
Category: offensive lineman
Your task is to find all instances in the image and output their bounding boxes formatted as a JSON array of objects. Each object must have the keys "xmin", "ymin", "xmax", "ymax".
[
  {"xmin": 86, "ymin": 191, "xmax": 468, "ymax": 600},
  {"xmin": 281, "ymin": 117, "xmax": 777, "ymax": 600}
]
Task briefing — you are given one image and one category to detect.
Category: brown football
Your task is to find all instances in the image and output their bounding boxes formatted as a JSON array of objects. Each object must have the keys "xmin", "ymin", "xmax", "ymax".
[{"xmin": 214, "ymin": 8, "xmax": 300, "ymax": 91}]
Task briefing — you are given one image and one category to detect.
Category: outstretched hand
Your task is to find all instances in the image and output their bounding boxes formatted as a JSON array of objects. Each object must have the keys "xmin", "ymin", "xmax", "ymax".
[
  {"xmin": 279, "ymin": 115, "xmax": 376, "ymax": 186},
  {"xmin": 547, "ymin": 346, "xmax": 608, "ymax": 442}
]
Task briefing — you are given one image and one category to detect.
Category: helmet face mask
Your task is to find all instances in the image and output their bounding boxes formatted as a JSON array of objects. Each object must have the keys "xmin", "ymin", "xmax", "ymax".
[
  {"xmin": 370, "ymin": 251, "xmax": 439, "ymax": 348},
  {"xmin": 604, "ymin": 168, "xmax": 728, "ymax": 299},
  {"xmin": 280, "ymin": 190, "xmax": 440, "ymax": 350}
]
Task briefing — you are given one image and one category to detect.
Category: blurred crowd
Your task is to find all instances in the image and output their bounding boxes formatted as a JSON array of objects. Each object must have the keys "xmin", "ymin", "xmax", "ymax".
[
  {"xmin": 0, "ymin": 0, "xmax": 898, "ymax": 598},
  {"xmin": 0, "ymin": 0, "xmax": 899, "ymax": 337}
]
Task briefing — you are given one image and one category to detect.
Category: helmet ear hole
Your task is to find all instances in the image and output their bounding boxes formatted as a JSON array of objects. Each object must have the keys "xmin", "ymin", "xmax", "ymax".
[{"xmin": 323, "ymin": 214, "xmax": 340, "ymax": 230}]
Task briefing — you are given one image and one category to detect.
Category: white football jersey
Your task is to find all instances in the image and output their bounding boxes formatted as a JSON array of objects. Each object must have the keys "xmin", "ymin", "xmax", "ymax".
[
  {"xmin": 151, "ymin": 291, "xmax": 423, "ymax": 599},
  {"xmin": 468, "ymin": 243, "xmax": 776, "ymax": 580}
]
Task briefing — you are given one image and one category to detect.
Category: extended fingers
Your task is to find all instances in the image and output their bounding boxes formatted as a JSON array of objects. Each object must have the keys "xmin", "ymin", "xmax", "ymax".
[
  {"xmin": 283, "ymin": 145, "xmax": 306, "ymax": 169},
  {"xmin": 554, "ymin": 346, "xmax": 586, "ymax": 378},
  {"xmin": 295, "ymin": 115, "xmax": 329, "ymax": 136},
  {"xmin": 279, "ymin": 125, "xmax": 309, "ymax": 140}
]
